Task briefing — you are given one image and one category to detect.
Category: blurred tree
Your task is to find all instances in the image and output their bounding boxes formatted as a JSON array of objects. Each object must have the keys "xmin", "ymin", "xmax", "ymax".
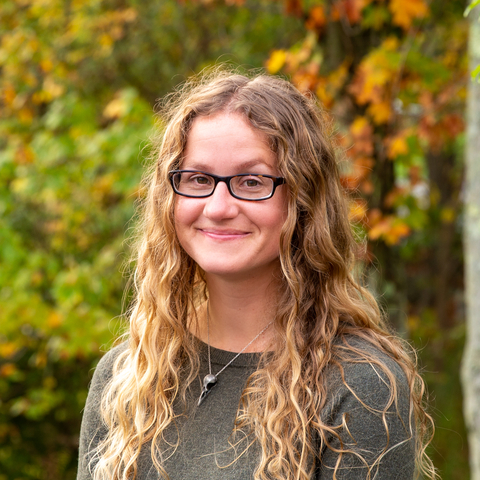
[
  {"xmin": 462, "ymin": 2, "xmax": 480, "ymax": 479},
  {"xmin": 0, "ymin": 0, "xmax": 471, "ymax": 478},
  {"xmin": 0, "ymin": 1, "xmax": 304, "ymax": 478},
  {"xmin": 263, "ymin": 0, "xmax": 468, "ymax": 477}
]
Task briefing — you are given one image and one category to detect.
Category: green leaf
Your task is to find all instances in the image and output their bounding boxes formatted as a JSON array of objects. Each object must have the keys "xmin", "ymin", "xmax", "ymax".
[
  {"xmin": 464, "ymin": 0, "xmax": 480, "ymax": 17},
  {"xmin": 472, "ymin": 64, "xmax": 480, "ymax": 82}
]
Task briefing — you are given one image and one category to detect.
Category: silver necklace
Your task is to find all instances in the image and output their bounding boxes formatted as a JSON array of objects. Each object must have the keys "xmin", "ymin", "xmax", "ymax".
[{"xmin": 197, "ymin": 308, "xmax": 273, "ymax": 406}]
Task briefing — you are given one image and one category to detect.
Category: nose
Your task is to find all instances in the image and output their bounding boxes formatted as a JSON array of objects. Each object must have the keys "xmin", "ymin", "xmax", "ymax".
[{"xmin": 203, "ymin": 181, "xmax": 239, "ymax": 220}]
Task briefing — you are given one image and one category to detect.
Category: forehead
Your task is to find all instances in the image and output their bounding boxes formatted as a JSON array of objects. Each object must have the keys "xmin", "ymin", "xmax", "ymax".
[{"xmin": 182, "ymin": 113, "xmax": 277, "ymax": 173}]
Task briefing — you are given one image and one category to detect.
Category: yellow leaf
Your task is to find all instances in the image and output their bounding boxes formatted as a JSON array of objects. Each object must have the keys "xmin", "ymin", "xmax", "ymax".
[
  {"xmin": 349, "ymin": 200, "xmax": 368, "ymax": 222},
  {"xmin": 3, "ymin": 84, "xmax": 16, "ymax": 106},
  {"xmin": 0, "ymin": 342, "xmax": 18, "ymax": 359},
  {"xmin": 367, "ymin": 101, "xmax": 392, "ymax": 124},
  {"xmin": 383, "ymin": 36, "xmax": 400, "ymax": 52},
  {"xmin": 349, "ymin": 37, "xmax": 399, "ymax": 105},
  {"xmin": 329, "ymin": 61, "xmax": 349, "ymax": 90},
  {"xmin": 11, "ymin": 178, "xmax": 30, "ymax": 193},
  {"xmin": 40, "ymin": 58, "xmax": 54, "ymax": 73},
  {"xmin": 387, "ymin": 132, "xmax": 409, "ymax": 159},
  {"xmin": 266, "ymin": 50, "xmax": 287, "ymax": 74},
  {"xmin": 44, "ymin": 76, "xmax": 64, "ymax": 98},
  {"xmin": 315, "ymin": 80, "xmax": 332, "ymax": 107},
  {"xmin": 100, "ymin": 33, "xmax": 114, "ymax": 48},
  {"xmin": 389, "ymin": 0, "xmax": 429, "ymax": 30},
  {"xmin": 18, "ymin": 108, "xmax": 34, "ymax": 124},
  {"xmin": 47, "ymin": 311, "xmax": 63, "ymax": 328},
  {"xmin": 104, "ymin": 96, "xmax": 126, "ymax": 119},
  {"xmin": 350, "ymin": 116, "xmax": 370, "ymax": 136}
]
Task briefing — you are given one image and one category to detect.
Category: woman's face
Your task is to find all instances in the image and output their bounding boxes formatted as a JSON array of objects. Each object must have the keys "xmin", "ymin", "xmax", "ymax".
[{"xmin": 174, "ymin": 112, "xmax": 288, "ymax": 282}]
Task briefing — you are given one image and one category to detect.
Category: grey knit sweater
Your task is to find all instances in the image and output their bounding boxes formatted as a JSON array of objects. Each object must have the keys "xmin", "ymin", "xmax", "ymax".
[{"xmin": 77, "ymin": 338, "xmax": 415, "ymax": 479}]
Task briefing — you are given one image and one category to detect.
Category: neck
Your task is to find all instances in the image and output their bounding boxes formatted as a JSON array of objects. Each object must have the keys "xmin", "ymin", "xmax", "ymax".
[{"xmin": 199, "ymin": 272, "xmax": 281, "ymax": 352}]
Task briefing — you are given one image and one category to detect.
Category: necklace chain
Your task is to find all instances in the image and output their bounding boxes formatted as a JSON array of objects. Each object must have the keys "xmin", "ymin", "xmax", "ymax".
[{"xmin": 198, "ymin": 305, "xmax": 273, "ymax": 406}]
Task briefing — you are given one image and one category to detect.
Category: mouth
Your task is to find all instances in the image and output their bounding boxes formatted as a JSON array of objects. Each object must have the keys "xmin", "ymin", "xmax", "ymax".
[{"xmin": 198, "ymin": 228, "xmax": 250, "ymax": 240}]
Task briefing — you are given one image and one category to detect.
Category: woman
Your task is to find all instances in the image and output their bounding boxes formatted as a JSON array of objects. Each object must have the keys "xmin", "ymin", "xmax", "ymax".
[{"xmin": 77, "ymin": 71, "xmax": 436, "ymax": 480}]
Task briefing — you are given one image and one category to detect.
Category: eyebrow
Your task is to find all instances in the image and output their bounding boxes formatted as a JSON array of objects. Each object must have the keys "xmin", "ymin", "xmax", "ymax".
[{"xmin": 182, "ymin": 160, "xmax": 275, "ymax": 172}]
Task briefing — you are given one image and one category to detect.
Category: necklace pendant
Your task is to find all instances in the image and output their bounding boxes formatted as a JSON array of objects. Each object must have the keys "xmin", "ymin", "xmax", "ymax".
[{"xmin": 197, "ymin": 374, "xmax": 218, "ymax": 406}]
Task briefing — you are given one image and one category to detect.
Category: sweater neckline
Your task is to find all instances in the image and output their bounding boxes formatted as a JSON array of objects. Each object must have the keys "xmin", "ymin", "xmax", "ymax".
[{"xmin": 195, "ymin": 337, "xmax": 262, "ymax": 368}]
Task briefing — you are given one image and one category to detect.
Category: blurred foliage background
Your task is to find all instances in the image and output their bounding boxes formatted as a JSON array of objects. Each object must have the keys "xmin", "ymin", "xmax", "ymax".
[{"xmin": 0, "ymin": 0, "xmax": 470, "ymax": 478}]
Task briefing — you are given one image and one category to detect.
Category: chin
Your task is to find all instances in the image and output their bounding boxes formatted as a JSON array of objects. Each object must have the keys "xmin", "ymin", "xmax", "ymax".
[{"xmin": 199, "ymin": 260, "xmax": 282, "ymax": 283}]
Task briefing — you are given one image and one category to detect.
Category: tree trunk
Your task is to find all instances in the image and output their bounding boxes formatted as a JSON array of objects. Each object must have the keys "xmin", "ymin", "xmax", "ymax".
[{"xmin": 461, "ymin": 5, "xmax": 480, "ymax": 479}]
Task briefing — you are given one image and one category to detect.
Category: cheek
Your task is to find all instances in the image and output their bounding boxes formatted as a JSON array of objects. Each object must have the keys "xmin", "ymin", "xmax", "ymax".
[
  {"xmin": 174, "ymin": 197, "xmax": 201, "ymax": 229},
  {"xmin": 173, "ymin": 199, "xmax": 196, "ymax": 251},
  {"xmin": 269, "ymin": 194, "xmax": 288, "ymax": 233}
]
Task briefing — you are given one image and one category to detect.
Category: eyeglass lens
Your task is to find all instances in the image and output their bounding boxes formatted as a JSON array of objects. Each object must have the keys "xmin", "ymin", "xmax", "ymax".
[{"xmin": 172, "ymin": 172, "xmax": 275, "ymax": 200}]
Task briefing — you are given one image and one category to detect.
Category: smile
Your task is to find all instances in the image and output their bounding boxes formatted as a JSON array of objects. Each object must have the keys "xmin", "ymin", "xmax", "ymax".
[{"xmin": 198, "ymin": 229, "xmax": 250, "ymax": 240}]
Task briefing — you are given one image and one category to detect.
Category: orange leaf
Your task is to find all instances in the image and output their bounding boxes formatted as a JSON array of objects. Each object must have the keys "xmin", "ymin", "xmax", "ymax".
[
  {"xmin": 348, "ymin": 37, "xmax": 399, "ymax": 105},
  {"xmin": 349, "ymin": 116, "xmax": 374, "ymax": 156},
  {"xmin": 285, "ymin": 0, "xmax": 303, "ymax": 16},
  {"xmin": 384, "ymin": 186, "xmax": 407, "ymax": 208},
  {"xmin": 341, "ymin": 173, "xmax": 361, "ymax": 190},
  {"xmin": 360, "ymin": 179, "xmax": 374, "ymax": 195},
  {"xmin": 385, "ymin": 221, "xmax": 411, "ymax": 245},
  {"xmin": 0, "ymin": 364, "xmax": 18, "ymax": 378},
  {"xmin": 332, "ymin": 0, "xmax": 370, "ymax": 25},
  {"xmin": 353, "ymin": 156, "xmax": 374, "ymax": 179},
  {"xmin": 367, "ymin": 208, "xmax": 383, "ymax": 227},
  {"xmin": 306, "ymin": 5, "xmax": 326, "ymax": 31},
  {"xmin": 368, "ymin": 215, "xmax": 411, "ymax": 244},
  {"xmin": 315, "ymin": 61, "xmax": 349, "ymax": 107},
  {"xmin": 15, "ymin": 145, "xmax": 35, "ymax": 165},
  {"xmin": 292, "ymin": 63, "xmax": 320, "ymax": 92},
  {"xmin": 389, "ymin": 0, "xmax": 429, "ymax": 30},
  {"xmin": 368, "ymin": 218, "xmax": 391, "ymax": 240}
]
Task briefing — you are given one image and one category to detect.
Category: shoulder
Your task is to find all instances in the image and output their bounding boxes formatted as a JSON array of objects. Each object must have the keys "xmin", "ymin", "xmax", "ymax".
[
  {"xmin": 77, "ymin": 342, "xmax": 129, "ymax": 479},
  {"xmin": 84, "ymin": 342, "xmax": 129, "ymax": 410},
  {"xmin": 91, "ymin": 341, "xmax": 129, "ymax": 383},
  {"xmin": 322, "ymin": 335, "xmax": 412, "ymax": 433},
  {"xmin": 327, "ymin": 335, "xmax": 410, "ymax": 401},
  {"xmin": 317, "ymin": 336, "xmax": 416, "ymax": 478}
]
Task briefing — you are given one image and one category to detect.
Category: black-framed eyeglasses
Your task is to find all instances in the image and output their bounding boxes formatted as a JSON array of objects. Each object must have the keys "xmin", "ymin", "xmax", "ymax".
[{"xmin": 169, "ymin": 170, "xmax": 286, "ymax": 201}]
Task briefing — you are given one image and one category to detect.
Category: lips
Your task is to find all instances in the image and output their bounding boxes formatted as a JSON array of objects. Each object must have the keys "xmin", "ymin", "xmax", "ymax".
[{"xmin": 198, "ymin": 228, "xmax": 250, "ymax": 240}]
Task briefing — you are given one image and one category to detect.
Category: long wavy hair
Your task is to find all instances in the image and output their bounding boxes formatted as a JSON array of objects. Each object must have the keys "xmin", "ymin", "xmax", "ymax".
[{"xmin": 92, "ymin": 70, "xmax": 436, "ymax": 480}]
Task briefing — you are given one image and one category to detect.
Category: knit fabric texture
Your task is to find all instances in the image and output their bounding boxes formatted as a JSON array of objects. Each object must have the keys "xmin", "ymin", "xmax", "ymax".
[{"xmin": 77, "ymin": 338, "xmax": 415, "ymax": 479}]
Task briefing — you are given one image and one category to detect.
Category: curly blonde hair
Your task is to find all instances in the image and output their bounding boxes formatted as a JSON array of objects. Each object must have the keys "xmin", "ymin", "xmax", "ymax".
[{"xmin": 91, "ymin": 70, "xmax": 436, "ymax": 480}]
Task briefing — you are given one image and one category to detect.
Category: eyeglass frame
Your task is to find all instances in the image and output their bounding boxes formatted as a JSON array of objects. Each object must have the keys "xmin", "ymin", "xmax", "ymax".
[{"xmin": 168, "ymin": 170, "xmax": 286, "ymax": 201}]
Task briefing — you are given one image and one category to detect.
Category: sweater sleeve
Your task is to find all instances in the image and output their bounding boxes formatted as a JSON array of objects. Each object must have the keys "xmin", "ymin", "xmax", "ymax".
[
  {"xmin": 316, "ymin": 349, "xmax": 415, "ymax": 480},
  {"xmin": 77, "ymin": 344, "xmax": 127, "ymax": 480}
]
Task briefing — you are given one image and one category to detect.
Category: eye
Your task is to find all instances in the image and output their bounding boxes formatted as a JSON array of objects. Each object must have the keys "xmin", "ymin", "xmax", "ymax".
[
  {"xmin": 193, "ymin": 175, "xmax": 210, "ymax": 185},
  {"xmin": 238, "ymin": 175, "xmax": 268, "ymax": 189},
  {"xmin": 245, "ymin": 178, "xmax": 260, "ymax": 187},
  {"xmin": 185, "ymin": 173, "xmax": 213, "ymax": 186}
]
